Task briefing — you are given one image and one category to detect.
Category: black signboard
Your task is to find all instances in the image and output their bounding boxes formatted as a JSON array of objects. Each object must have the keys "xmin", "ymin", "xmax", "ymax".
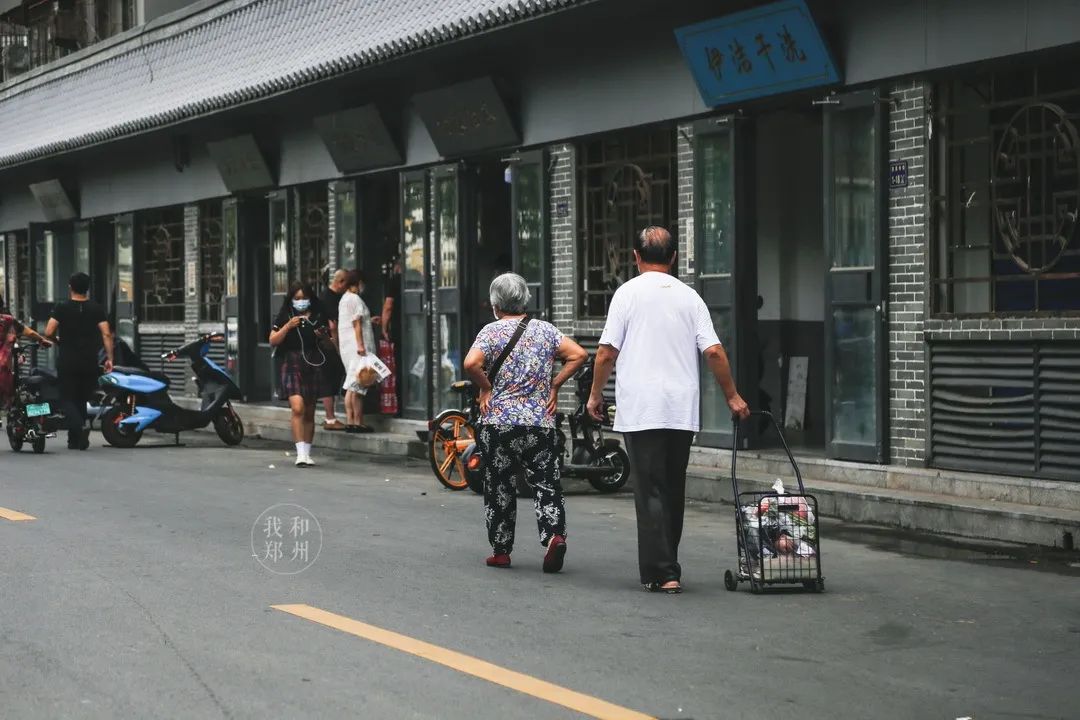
[
  {"xmin": 29, "ymin": 179, "xmax": 78, "ymax": 222},
  {"xmin": 206, "ymin": 134, "xmax": 275, "ymax": 192},
  {"xmin": 889, "ymin": 160, "xmax": 909, "ymax": 189},
  {"xmin": 413, "ymin": 77, "xmax": 520, "ymax": 158},
  {"xmin": 314, "ymin": 104, "xmax": 403, "ymax": 173}
]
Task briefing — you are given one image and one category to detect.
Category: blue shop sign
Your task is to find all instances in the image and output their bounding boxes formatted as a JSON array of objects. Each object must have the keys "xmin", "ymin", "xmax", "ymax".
[{"xmin": 675, "ymin": 0, "xmax": 840, "ymax": 107}]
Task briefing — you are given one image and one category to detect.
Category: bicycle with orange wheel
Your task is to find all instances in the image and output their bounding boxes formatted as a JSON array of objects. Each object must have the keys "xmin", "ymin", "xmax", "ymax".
[{"xmin": 427, "ymin": 380, "xmax": 480, "ymax": 491}]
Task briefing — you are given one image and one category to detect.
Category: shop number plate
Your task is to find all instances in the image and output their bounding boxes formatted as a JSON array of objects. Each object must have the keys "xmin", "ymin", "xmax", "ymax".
[{"xmin": 26, "ymin": 403, "xmax": 51, "ymax": 418}]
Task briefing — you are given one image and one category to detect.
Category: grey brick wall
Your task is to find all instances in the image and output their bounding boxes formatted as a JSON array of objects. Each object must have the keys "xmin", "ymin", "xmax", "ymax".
[
  {"xmin": 548, "ymin": 144, "xmax": 579, "ymax": 414},
  {"xmin": 887, "ymin": 81, "xmax": 930, "ymax": 466},
  {"xmin": 183, "ymin": 203, "xmax": 200, "ymax": 396},
  {"xmin": 677, "ymin": 122, "xmax": 695, "ymax": 284},
  {"xmin": 549, "ymin": 143, "xmax": 576, "ymax": 338},
  {"xmin": 925, "ymin": 317, "xmax": 1080, "ymax": 341},
  {"xmin": 3, "ymin": 233, "xmax": 15, "ymax": 314},
  {"xmin": 327, "ymin": 181, "xmax": 338, "ymax": 271}
]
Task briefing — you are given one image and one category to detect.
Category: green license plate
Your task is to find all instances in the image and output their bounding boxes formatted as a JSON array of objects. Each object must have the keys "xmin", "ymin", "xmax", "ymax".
[{"xmin": 26, "ymin": 403, "xmax": 51, "ymax": 418}]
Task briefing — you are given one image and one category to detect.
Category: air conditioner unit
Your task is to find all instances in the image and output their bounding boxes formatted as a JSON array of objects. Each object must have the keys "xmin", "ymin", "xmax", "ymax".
[
  {"xmin": 50, "ymin": 10, "xmax": 81, "ymax": 50},
  {"xmin": 2, "ymin": 45, "xmax": 30, "ymax": 79}
]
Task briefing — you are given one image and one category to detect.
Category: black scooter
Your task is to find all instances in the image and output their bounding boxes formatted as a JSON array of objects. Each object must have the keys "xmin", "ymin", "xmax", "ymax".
[
  {"xmin": 5, "ymin": 341, "xmax": 68, "ymax": 453},
  {"xmin": 462, "ymin": 358, "xmax": 630, "ymax": 494},
  {"xmin": 97, "ymin": 333, "xmax": 244, "ymax": 448}
]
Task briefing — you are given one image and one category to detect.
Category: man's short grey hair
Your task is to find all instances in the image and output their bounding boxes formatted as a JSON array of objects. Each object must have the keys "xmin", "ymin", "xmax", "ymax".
[{"xmin": 489, "ymin": 273, "xmax": 531, "ymax": 315}]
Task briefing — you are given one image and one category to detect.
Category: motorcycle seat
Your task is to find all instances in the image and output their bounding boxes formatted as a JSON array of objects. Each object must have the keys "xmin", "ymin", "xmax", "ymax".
[{"xmin": 113, "ymin": 365, "xmax": 172, "ymax": 387}]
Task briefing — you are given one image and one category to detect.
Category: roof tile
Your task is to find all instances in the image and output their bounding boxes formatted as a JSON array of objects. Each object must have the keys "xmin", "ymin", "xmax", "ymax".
[{"xmin": 0, "ymin": 0, "xmax": 585, "ymax": 168}]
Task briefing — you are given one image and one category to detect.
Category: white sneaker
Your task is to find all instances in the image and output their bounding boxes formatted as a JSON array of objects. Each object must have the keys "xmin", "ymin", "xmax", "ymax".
[
  {"xmin": 295, "ymin": 454, "xmax": 308, "ymax": 467},
  {"xmin": 303, "ymin": 454, "xmax": 316, "ymax": 467}
]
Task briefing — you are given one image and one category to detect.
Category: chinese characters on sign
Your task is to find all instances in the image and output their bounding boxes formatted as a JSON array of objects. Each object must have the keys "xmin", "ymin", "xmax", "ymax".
[
  {"xmin": 674, "ymin": 0, "xmax": 840, "ymax": 107},
  {"xmin": 252, "ymin": 504, "xmax": 322, "ymax": 574},
  {"xmin": 889, "ymin": 160, "xmax": 909, "ymax": 189}
]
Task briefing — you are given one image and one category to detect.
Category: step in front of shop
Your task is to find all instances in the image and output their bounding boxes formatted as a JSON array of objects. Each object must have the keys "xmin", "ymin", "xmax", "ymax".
[
  {"xmin": 689, "ymin": 446, "xmax": 1080, "ymax": 513},
  {"xmin": 181, "ymin": 400, "xmax": 427, "ymax": 459},
  {"xmin": 684, "ymin": 462, "xmax": 1080, "ymax": 549}
]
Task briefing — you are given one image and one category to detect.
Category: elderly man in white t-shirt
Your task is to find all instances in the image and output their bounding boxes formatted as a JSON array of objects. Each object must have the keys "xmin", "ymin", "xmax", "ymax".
[{"xmin": 588, "ymin": 226, "xmax": 749, "ymax": 594}]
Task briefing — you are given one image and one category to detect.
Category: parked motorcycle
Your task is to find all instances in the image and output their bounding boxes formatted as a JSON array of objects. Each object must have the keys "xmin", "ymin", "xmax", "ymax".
[
  {"xmin": 461, "ymin": 357, "xmax": 630, "ymax": 494},
  {"xmin": 97, "ymin": 333, "xmax": 244, "ymax": 448},
  {"xmin": 87, "ymin": 337, "xmax": 146, "ymax": 429},
  {"xmin": 5, "ymin": 341, "xmax": 69, "ymax": 453}
]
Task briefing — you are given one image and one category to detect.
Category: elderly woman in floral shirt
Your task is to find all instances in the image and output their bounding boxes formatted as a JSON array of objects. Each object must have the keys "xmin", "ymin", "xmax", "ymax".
[{"xmin": 463, "ymin": 273, "xmax": 587, "ymax": 572}]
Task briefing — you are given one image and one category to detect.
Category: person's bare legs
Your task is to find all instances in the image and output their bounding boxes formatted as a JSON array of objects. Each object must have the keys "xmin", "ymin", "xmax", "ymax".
[
  {"xmin": 344, "ymin": 390, "xmax": 357, "ymax": 426},
  {"xmin": 303, "ymin": 402, "xmax": 316, "ymax": 444},
  {"xmin": 288, "ymin": 396, "xmax": 306, "ymax": 442},
  {"xmin": 322, "ymin": 396, "xmax": 342, "ymax": 428}
]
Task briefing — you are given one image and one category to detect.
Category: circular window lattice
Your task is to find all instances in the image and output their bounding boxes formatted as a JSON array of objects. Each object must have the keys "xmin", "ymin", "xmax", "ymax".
[{"xmin": 993, "ymin": 102, "xmax": 1080, "ymax": 273}]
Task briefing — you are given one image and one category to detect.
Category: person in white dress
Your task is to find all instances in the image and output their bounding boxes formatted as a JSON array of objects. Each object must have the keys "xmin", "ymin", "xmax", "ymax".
[{"xmin": 338, "ymin": 270, "xmax": 376, "ymax": 433}]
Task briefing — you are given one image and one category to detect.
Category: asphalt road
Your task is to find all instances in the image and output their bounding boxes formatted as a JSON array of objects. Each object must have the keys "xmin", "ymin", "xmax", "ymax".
[{"xmin": 0, "ymin": 434, "xmax": 1077, "ymax": 720}]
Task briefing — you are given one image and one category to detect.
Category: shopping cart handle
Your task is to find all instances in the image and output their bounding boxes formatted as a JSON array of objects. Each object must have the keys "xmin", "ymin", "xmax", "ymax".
[{"xmin": 731, "ymin": 410, "xmax": 775, "ymax": 424}]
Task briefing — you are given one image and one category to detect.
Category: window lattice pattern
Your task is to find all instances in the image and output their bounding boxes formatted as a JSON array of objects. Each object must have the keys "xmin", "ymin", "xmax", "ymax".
[
  {"xmin": 577, "ymin": 128, "xmax": 676, "ymax": 318},
  {"xmin": 297, "ymin": 184, "xmax": 329, "ymax": 287},
  {"xmin": 139, "ymin": 208, "xmax": 185, "ymax": 323},
  {"xmin": 936, "ymin": 65, "xmax": 1080, "ymax": 314}
]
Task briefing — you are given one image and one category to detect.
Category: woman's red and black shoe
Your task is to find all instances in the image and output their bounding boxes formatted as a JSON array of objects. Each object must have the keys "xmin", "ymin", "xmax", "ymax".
[
  {"xmin": 486, "ymin": 553, "xmax": 511, "ymax": 568},
  {"xmin": 543, "ymin": 535, "xmax": 567, "ymax": 573}
]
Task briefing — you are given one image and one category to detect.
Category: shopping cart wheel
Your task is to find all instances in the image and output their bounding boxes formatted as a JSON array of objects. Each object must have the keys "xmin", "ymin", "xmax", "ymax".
[{"xmin": 723, "ymin": 570, "xmax": 738, "ymax": 592}]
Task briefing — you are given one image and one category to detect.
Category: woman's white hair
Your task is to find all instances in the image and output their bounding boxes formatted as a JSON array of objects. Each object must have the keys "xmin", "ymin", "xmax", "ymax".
[{"xmin": 489, "ymin": 272, "xmax": 531, "ymax": 315}]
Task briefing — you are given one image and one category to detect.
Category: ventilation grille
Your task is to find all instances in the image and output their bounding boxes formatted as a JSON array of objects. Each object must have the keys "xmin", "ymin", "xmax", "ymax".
[
  {"xmin": 137, "ymin": 332, "xmax": 188, "ymax": 389},
  {"xmin": 929, "ymin": 342, "xmax": 1080, "ymax": 481}
]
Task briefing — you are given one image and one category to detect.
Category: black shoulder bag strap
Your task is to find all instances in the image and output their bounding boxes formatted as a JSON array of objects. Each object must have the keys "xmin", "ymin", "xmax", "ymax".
[{"xmin": 487, "ymin": 317, "xmax": 531, "ymax": 385}]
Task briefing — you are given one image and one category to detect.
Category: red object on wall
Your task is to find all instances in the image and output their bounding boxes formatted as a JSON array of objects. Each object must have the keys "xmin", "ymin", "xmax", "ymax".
[{"xmin": 378, "ymin": 339, "xmax": 398, "ymax": 416}]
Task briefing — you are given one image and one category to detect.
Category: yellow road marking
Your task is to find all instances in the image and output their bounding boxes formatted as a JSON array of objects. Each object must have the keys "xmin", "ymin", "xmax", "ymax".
[
  {"xmin": 0, "ymin": 506, "xmax": 35, "ymax": 522},
  {"xmin": 272, "ymin": 603, "xmax": 655, "ymax": 720}
]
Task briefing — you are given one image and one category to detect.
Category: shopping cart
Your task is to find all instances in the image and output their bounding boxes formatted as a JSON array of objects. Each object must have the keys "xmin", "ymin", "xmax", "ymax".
[{"xmin": 723, "ymin": 411, "xmax": 825, "ymax": 594}]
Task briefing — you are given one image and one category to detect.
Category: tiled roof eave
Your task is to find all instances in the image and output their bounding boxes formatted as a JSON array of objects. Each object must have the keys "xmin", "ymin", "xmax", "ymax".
[{"xmin": 0, "ymin": 0, "xmax": 586, "ymax": 170}]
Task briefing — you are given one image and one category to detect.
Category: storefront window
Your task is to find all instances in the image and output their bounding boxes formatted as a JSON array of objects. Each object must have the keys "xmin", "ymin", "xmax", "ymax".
[
  {"xmin": 199, "ymin": 201, "xmax": 225, "ymax": 322},
  {"xmin": 936, "ymin": 66, "xmax": 1080, "ymax": 314},
  {"xmin": 577, "ymin": 127, "xmax": 676, "ymax": 318},
  {"xmin": 335, "ymin": 183, "xmax": 358, "ymax": 270},
  {"xmin": 223, "ymin": 202, "xmax": 238, "ymax": 299},
  {"xmin": 296, "ymin": 184, "xmax": 329, "ymax": 286},
  {"xmin": 138, "ymin": 207, "xmax": 185, "ymax": 323}
]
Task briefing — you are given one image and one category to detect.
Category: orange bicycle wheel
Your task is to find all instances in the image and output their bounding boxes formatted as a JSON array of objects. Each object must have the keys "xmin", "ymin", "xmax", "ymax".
[{"xmin": 428, "ymin": 409, "xmax": 475, "ymax": 490}]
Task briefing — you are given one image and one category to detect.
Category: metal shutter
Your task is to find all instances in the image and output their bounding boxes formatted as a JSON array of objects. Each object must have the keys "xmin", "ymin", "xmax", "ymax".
[{"xmin": 929, "ymin": 342, "xmax": 1080, "ymax": 482}]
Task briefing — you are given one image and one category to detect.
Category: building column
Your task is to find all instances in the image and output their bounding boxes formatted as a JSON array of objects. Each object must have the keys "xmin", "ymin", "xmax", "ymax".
[
  {"xmin": 887, "ymin": 81, "xmax": 930, "ymax": 466},
  {"xmin": 327, "ymin": 182, "xmax": 338, "ymax": 272},
  {"xmin": 677, "ymin": 122, "xmax": 695, "ymax": 285},
  {"xmin": 183, "ymin": 203, "xmax": 200, "ymax": 397},
  {"xmin": 548, "ymin": 143, "xmax": 577, "ymax": 414}
]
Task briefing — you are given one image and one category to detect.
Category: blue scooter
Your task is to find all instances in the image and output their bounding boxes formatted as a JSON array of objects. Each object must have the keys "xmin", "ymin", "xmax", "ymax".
[{"xmin": 97, "ymin": 333, "xmax": 244, "ymax": 448}]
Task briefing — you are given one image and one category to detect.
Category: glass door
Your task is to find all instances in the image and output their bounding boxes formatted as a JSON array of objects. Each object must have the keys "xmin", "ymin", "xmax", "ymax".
[
  {"xmin": 400, "ymin": 171, "xmax": 430, "ymax": 420},
  {"xmin": 510, "ymin": 150, "xmax": 550, "ymax": 318},
  {"xmin": 823, "ymin": 90, "xmax": 887, "ymax": 462},
  {"xmin": 268, "ymin": 191, "xmax": 291, "ymax": 400},
  {"xmin": 114, "ymin": 215, "xmax": 136, "ymax": 352},
  {"xmin": 334, "ymin": 181, "xmax": 358, "ymax": 271},
  {"xmin": 694, "ymin": 117, "xmax": 757, "ymax": 449},
  {"xmin": 431, "ymin": 165, "xmax": 464, "ymax": 414}
]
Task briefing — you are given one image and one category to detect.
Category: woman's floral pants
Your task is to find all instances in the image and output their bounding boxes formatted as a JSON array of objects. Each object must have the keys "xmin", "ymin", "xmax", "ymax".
[{"xmin": 476, "ymin": 424, "xmax": 566, "ymax": 555}]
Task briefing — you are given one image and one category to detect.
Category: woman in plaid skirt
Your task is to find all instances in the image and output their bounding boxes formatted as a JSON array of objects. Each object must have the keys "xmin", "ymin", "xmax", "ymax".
[{"xmin": 269, "ymin": 282, "xmax": 336, "ymax": 468}]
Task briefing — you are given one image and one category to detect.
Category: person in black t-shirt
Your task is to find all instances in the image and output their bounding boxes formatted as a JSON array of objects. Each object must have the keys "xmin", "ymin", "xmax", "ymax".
[
  {"xmin": 270, "ymin": 281, "xmax": 336, "ymax": 468},
  {"xmin": 317, "ymin": 268, "xmax": 347, "ymax": 431},
  {"xmin": 44, "ymin": 272, "xmax": 114, "ymax": 450}
]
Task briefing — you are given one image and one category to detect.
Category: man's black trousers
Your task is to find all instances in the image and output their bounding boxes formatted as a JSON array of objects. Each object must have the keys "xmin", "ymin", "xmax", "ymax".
[
  {"xmin": 58, "ymin": 359, "xmax": 97, "ymax": 445},
  {"xmin": 622, "ymin": 429, "xmax": 695, "ymax": 585}
]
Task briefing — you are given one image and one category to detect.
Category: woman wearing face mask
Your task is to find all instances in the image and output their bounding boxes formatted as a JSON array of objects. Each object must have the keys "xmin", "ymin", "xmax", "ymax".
[
  {"xmin": 338, "ymin": 269, "xmax": 377, "ymax": 433},
  {"xmin": 269, "ymin": 282, "xmax": 335, "ymax": 467}
]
